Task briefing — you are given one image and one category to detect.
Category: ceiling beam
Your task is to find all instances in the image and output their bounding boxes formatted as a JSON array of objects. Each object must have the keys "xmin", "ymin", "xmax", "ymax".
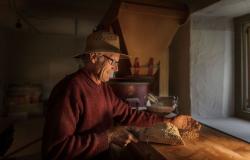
[
  {"xmin": 124, "ymin": 0, "xmax": 188, "ymax": 11},
  {"xmin": 188, "ymin": 0, "xmax": 220, "ymax": 13}
]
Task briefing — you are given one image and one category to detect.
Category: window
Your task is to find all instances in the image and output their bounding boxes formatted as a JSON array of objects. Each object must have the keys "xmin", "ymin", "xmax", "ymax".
[{"xmin": 235, "ymin": 14, "xmax": 250, "ymax": 120}]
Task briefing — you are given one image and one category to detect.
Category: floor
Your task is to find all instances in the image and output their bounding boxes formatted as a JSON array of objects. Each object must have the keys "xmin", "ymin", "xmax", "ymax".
[{"xmin": 0, "ymin": 117, "xmax": 44, "ymax": 160}]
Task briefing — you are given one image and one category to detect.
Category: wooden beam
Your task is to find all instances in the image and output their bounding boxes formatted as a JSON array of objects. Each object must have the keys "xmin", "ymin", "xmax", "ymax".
[
  {"xmin": 97, "ymin": 0, "xmax": 122, "ymax": 31},
  {"xmin": 112, "ymin": 19, "xmax": 131, "ymax": 76},
  {"xmin": 189, "ymin": 0, "xmax": 220, "ymax": 13},
  {"xmin": 123, "ymin": 0, "xmax": 188, "ymax": 11}
]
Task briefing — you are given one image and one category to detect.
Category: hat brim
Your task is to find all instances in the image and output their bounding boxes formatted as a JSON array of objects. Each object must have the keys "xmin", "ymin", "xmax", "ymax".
[{"xmin": 73, "ymin": 52, "xmax": 130, "ymax": 59}]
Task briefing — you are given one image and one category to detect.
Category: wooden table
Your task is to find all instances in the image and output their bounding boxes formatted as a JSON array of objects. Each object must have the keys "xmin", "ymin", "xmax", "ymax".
[{"xmin": 125, "ymin": 126, "xmax": 250, "ymax": 160}]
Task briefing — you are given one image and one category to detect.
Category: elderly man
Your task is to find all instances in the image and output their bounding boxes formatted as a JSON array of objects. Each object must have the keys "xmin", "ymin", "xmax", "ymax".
[{"xmin": 42, "ymin": 31, "xmax": 198, "ymax": 160}]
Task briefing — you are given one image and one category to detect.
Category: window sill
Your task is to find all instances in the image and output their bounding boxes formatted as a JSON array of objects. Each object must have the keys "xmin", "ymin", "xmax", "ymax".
[{"xmin": 192, "ymin": 115, "xmax": 250, "ymax": 143}]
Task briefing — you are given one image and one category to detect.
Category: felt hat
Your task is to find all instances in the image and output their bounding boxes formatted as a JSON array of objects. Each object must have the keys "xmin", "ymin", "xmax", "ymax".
[{"xmin": 74, "ymin": 31, "xmax": 129, "ymax": 59}]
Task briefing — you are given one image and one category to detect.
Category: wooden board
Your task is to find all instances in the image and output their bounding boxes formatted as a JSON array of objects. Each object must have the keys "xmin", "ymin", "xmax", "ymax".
[
  {"xmin": 126, "ymin": 142, "xmax": 166, "ymax": 160},
  {"xmin": 152, "ymin": 126, "xmax": 250, "ymax": 160}
]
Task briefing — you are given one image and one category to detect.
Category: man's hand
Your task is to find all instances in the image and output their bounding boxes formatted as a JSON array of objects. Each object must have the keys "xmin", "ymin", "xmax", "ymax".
[
  {"xmin": 166, "ymin": 115, "xmax": 201, "ymax": 130},
  {"xmin": 107, "ymin": 126, "xmax": 138, "ymax": 147}
]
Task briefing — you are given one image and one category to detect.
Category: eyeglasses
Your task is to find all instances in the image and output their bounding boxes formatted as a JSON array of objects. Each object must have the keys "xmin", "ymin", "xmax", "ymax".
[{"xmin": 102, "ymin": 55, "xmax": 119, "ymax": 67}]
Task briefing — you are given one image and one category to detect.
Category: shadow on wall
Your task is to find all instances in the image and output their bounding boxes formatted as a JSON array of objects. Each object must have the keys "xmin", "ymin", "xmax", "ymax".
[
  {"xmin": 0, "ymin": 82, "xmax": 3, "ymax": 113},
  {"xmin": 5, "ymin": 32, "xmax": 84, "ymax": 98}
]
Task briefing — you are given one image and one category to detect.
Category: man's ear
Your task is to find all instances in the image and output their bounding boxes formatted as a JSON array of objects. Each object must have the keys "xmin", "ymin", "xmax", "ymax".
[{"xmin": 90, "ymin": 53, "xmax": 97, "ymax": 64}]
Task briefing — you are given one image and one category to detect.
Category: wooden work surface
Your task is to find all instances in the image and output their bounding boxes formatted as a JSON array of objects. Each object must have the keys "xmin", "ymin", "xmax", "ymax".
[{"xmin": 149, "ymin": 126, "xmax": 250, "ymax": 160}]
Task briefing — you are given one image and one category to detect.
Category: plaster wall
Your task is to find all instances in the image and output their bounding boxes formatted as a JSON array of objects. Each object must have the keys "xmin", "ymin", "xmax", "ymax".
[
  {"xmin": 119, "ymin": 7, "xmax": 180, "ymax": 96},
  {"xmin": 190, "ymin": 15, "xmax": 234, "ymax": 118}
]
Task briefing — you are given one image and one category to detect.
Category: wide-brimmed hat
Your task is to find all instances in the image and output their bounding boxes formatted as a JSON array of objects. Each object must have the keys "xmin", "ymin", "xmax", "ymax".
[{"xmin": 74, "ymin": 31, "xmax": 129, "ymax": 59}]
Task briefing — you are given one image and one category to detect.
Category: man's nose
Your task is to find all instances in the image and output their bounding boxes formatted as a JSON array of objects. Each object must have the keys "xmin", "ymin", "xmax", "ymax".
[{"xmin": 112, "ymin": 65, "xmax": 119, "ymax": 72}]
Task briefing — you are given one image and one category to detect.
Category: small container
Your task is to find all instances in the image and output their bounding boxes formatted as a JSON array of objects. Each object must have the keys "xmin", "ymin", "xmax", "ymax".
[
  {"xmin": 133, "ymin": 57, "xmax": 140, "ymax": 75},
  {"xmin": 146, "ymin": 96, "xmax": 179, "ymax": 115},
  {"xmin": 147, "ymin": 57, "xmax": 154, "ymax": 76}
]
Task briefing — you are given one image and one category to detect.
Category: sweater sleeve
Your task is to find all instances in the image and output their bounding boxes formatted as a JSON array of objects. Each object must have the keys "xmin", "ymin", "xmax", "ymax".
[
  {"xmin": 108, "ymin": 86, "xmax": 164, "ymax": 127},
  {"xmin": 42, "ymin": 82, "xmax": 109, "ymax": 160}
]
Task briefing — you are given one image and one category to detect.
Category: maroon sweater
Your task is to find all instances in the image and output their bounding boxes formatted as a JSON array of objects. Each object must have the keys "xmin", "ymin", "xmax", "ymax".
[{"xmin": 42, "ymin": 68, "xmax": 164, "ymax": 160}]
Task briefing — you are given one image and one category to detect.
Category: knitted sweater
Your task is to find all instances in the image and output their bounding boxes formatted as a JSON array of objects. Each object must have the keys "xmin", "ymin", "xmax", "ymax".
[{"xmin": 42, "ymin": 68, "xmax": 164, "ymax": 160}]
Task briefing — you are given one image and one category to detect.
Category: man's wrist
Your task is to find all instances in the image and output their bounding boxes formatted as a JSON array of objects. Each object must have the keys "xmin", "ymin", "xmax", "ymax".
[
  {"xmin": 163, "ymin": 117, "xmax": 175, "ymax": 124},
  {"xmin": 107, "ymin": 130, "xmax": 113, "ymax": 144}
]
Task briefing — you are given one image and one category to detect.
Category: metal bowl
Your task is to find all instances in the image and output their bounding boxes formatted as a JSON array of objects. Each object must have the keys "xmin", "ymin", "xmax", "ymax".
[
  {"xmin": 147, "ymin": 105, "xmax": 175, "ymax": 114},
  {"xmin": 146, "ymin": 96, "xmax": 178, "ymax": 114}
]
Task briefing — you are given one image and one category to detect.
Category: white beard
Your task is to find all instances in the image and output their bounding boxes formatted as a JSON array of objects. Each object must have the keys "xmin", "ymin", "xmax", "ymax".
[
  {"xmin": 95, "ymin": 56, "xmax": 115, "ymax": 82},
  {"xmin": 98, "ymin": 63, "xmax": 113, "ymax": 82}
]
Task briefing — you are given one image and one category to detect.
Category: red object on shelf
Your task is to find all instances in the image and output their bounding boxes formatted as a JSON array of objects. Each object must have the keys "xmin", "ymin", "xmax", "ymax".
[
  {"xmin": 147, "ymin": 57, "xmax": 154, "ymax": 76},
  {"xmin": 133, "ymin": 57, "xmax": 140, "ymax": 75}
]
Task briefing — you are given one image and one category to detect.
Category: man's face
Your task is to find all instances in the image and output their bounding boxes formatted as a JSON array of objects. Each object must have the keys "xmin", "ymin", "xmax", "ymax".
[{"xmin": 94, "ymin": 52, "xmax": 120, "ymax": 82}]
